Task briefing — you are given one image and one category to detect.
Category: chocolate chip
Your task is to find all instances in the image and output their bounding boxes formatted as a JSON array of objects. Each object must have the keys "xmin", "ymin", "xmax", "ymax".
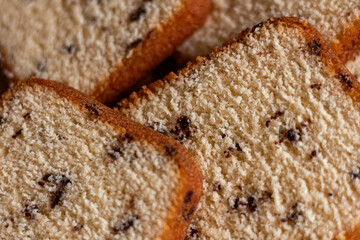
[
  {"xmin": 183, "ymin": 206, "xmax": 195, "ymax": 221},
  {"xmin": 0, "ymin": 116, "xmax": 4, "ymax": 125},
  {"xmin": 185, "ymin": 227, "xmax": 199, "ymax": 240},
  {"xmin": 63, "ymin": 44, "xmax": 77, "ymax": 55},
  {"xmin": 286, "ymin": 128, "xmax": 301, "ymax": 142},
  {"xmin": 170, "ymin": 116, "xmax": 196, "ymax": 143},
  {"xmin": 265, "ymin": 120, "xmax": 271, "ymax": 128},
  {"xmin": 281, "ymin": 218, "xmax": 287, "ymax": 223},
  {"xmin": 300, "ymin": 121, "xmax": 308, "ymax": 127},
  {"xmin": 247, "ymin": 196, "xmax": 257, "ymax": 212},
  {"xmin": 84, "ymin": 103, "xmax": 102, "ymax": 117},
  {"xmin": 36, "ymin": 62, "xmax": 46, "ymax": 72},
  {"xmin": 74, "ymin": 224, "xmax": 83, "ymax": 231},
  {"xmin": 310, "ymin": 83, "xmax": 322, "ymax": 90},
  {"xmin": 271, "ymin": 110, "xmax": 285, "ymax": 120},
  {"xmin": 38, "ymin": 181, "xmax": 45, "ymax": 186},
  {"xmin": 113, "ymin": 215, "xmax": 138, "ymax": 233},
  {"xmin": 124, "ymin": 134, "xmax": 134, "ymax": 142},
  {"xmin": 12, "ymin": 129, "xmax": 22, "ymax": 139},
  {"xmin": 287, "ymin": 202, "xmax": 303, "ymax": 223},
  {"xmin": 310, "ymin": 150, "xmax": 318, "ymax": 158},
  {"xmin": 213, "ymin": 182, "xmax": 222, "ymax": 192},
  {"xmin": 336, "ymin": 73, "xmax": 353, "ymax": 89},
  {"xmin": 235, "ymin": 143, "xmax": 242, "ymax": 152},
  {"xmin": 350, "ymin": 166, "xmax": 360, "ymax": 180},
  {"xmin": 262, "ymin": 191, "xmax": 273, "ymax": 202},
  {"xmin": 164, "ymin": 144, "xmax": 177, "ymax": 157},
  {"xmin": 308, "ymin": 40, "xmax": 322, "ymax": 56},
  {"xmin": 24, "ymin": 204, "xmax": 40, "ymax": 219},
  {"xmin": 178, "ymin": 116, "xmax": 190, "ymax": 130},
  {"xmin": 184, "ymin": 190, "xmax": 194, "ymax": 203},
  {"xmin": 50, "ymin": 177, "xmax": 72, "ymax": 208},
  {"xmin": 328, "ymin": 192, "xmax": 334, "ymax": 197},
  {"xmin": 129, "ymin": 6, "xmax": 146, "ymax": 21},
  {"xmin": 108, "ymin": 147, "xmax": 123, "ymax": 160},
  {"xmin": 230, "ymin": 197, "xmax": 240, "ymax": 210},
  {"xmin": 126, "ymin": 39, "xmax": 143, "ymax": 52},
  {"xmin": 23, "ymin": 113, "xmax": 31, "ymax": 120}
]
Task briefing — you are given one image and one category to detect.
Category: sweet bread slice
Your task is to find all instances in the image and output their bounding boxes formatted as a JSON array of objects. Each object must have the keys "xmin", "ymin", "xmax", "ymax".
[
  {"xmin": 118, "ymin": 18, "xmax": 360, "ymax": 239},
  {"xmin": 0, "ymin": 0, "xmax": 210, "ymax": 104},
  {"xmin": 0, "ymin": 79, "xmax": 202, "ymax": 239},
  {"xmin": 176, "ymin": 0, "xmax": 360, "ymax": 66}
]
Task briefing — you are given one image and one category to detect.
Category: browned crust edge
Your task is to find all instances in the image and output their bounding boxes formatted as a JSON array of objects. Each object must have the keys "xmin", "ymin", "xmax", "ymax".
[
  {"xmin": 91, "ymin": 0, "xmax": 211, "ymax": 104},
  {"xmin": 330, "ymin": 17, "xmax": 360, "ymax": 63},
  {"xmin": 117, "ymin": 17, "xmax": 360, "ymax": 239},
  {"xmin": 0, "ymin": 78, "xmax": 202, "ymax": 240},
  {"xmin": 0, "ymin": 0, "xmax": 211, "ymax": 105}
]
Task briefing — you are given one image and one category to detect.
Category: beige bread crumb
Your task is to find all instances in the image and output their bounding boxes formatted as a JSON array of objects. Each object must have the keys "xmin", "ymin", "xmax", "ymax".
[
  {"xmin": 0, "ymin": 79, "xmax": 202, "ymax": 239},
  {"xmin": 176, "ymin": 0, "xmax": 360, "ymax": 66},
  {"xmin": 0, "ymin": 0, "xmax": 210, "ymax": 104},
  {"xmin": 118, "ymin": 18, "xmax": 360, "ymax": 239}
]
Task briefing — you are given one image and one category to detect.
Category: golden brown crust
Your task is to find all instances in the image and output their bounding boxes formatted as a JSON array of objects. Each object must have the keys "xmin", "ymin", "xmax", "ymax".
[
  {"xmin": 92, "ymin": 0, "xmax": 211, "ymax": 104},
  {"xmin": 0, "ymin": 0, "xmax": 211, "ymax": 105},
  {"xmin": 117, "ymin": 17, "xmax": 360, "ymax": 239},
  {"xmin": 1, "ymin": 78, "xmax": 202, "ymax": 240},
  {"xmin": 330, "ymin": 18, "xmax": 360, "ymax": 63}
]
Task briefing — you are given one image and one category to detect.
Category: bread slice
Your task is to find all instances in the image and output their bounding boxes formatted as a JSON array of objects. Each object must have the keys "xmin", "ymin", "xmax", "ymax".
[
  {"xmin": 118, "ymin": 18, "xmax": 360, "ymax": 239},
  {"xmin": 0, "ymin": 79, "xmax": 202, "ymax": 239},
  {"xmin": 347, "ymin": 55, "xmax": 360, "ymax": 81},
  {"xmin": 0, "ymin": 0, "xmax": 210, "ymax": 104},
  {"xmin": 176, "ymin": 0, "xmax": 360, "ymax": 66}
]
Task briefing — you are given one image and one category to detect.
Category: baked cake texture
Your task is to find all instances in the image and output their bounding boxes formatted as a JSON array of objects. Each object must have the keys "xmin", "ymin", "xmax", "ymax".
[
  {"xmin": 176, "ymin": 0, "xmax": 360, "ymax": 66},
  {"xmin": 118, "ymin": 18, "xmax": 360, "ymax": 239},
  {"xmin": 347, "ymin": 55, "xmax": 360, "ymax": 81},
  {"xmin": 0, "ymin": 79, "xmax": 202, "ymax": 239},
  {"xmin": 0, "ymin": 0, "xmax": 210, "ymax": 104}
]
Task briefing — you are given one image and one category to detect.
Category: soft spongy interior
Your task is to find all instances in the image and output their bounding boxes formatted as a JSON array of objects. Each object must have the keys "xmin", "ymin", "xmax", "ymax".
[
  {"xmin": 121, "ymin": 23, "xmax": 360, "ymax": 239},
  {"xmin": 0, "ymin": 85, "xmax": 179, "ymax": 239},
  {"xmin": 0, "ymin": 0, "xmax": 182, "ymax": 93},
  {"xmin": 177, "ymin": 0, "xmax": 360, "ymax": 60}
]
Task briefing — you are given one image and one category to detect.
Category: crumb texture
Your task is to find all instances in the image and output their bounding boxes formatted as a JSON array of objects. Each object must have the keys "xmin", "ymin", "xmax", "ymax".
[
  {"xmin": 0, "ymin": 0, "xmax": 182, "ymax": 94},
  {"xmin": 121, "ymin": 22, "xmax": 360, "ymax": 239},
  {"xmin": 177, "ymin": 0, "xmax": 360, "ymax": 60},
  {"xmin": 347, "ymin": 55, "xmax": 360, "ymax": 81},
  {"xmin": 0, "ymin": 85, "xmax": 180, "ymax": 239}
]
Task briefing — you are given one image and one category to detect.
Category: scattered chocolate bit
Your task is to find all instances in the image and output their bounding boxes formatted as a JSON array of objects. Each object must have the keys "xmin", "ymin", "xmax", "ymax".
[
  {"xmin": 38, "ymin": 181, "xmax": 45, "ymax": 187},
  {"xmin": 287, "ymin": 202, "xmax": 303, "ymax": 223},
  {"xmin": 113, "ymin": 215, "xmax": 138, "ymax": 233},
  {"xmin": 50, "ymin": 177, "xmax": 72, "ymax": 208},
  {"xmin": 247, "ymin": 196, "xmax": 257, "ymax": 212},
  {"xmin": 185, "ymin": 227, "xmax": 199, "ymax": 240},
  {"xmin": 23, "ymin": 113, "xmax": 31, "ymax": 120},
  {"xmin": 336, "ymin": 72, "xmax": 353, "ymax": 89},
  {"xmin": 63, "ymin": 44, "xmax": 77, "ymax": 55},
  {"xmin": 36, "ymin": 62, "xmax": 46, "ymax": 72},
  {"xmin": 224, "ymin": 150, "xmax": 232, "ymax": 158},
  {"xmin": 265, "ymin": 120, "xmax": 271, "ymax": 128},
  {"xmin": 310, "ymin": 150, "xmax": 318, "ymax": 159},
  {"xmin": 127, "ymin": 39, "xmax": 143, "ymax": 52},
  {"xmin": 281, "ymin": 218, "xmax": 287, "ymax": 223},
  {"xmin": 235, "ymin": 143, "xmax": 242, "ymax": 152},
  {"xmin": 183, "ymin": 206, "xmax": 195, "ymax": 221},
  {"xmin": 285, "ymin": 128, "xmax": 301, "ymax": 142},
  {"xmin": 328, "ymin": 192, "xmax": 334, "ymax": 197},
  {"xmin": 178, "ymin": 116, "xmax": 190, "ymax": 130},
  {"xmin": 129, "ymin": 5, "xmax": 146, "ymax": 21},
  {"xmin": 85, "ymin": 103, "xmax": 102, "ymax": 117},
  {"xmin": 4, "ymin": 223, "xmax": 9, "ymax": 228},
  {"xmin": 124, "ymin": 134, "xmax": 134, "ymax": 142},
  {"xmin": 74, "ymin": 224, "xmax": 83, "ymax": 231},
  {"xmin": 12, "ymin": 129, "xmax": 22, "ymax": 139},
  {"xmin": 237, "ymin": 185, "xmax": 242, "ymax": 191},
  {"xmin": 310, "ymin": 83, "xmax": 322, "ymax": 90},
  {"xmin": 262, "ymin": 191, "xmax": 273, "ymax": 202},
  {"xmin": 300, "ymin": 121, "xmax": 308, "ymax": 127},
  {"xmin": 230, "ymin": 197, "xmax": 240, "ymax": 210},
  {"xmin": 164, "ymin": 144, "xmax": 177, "ymax": 156},
  {"xmin": 170, "ymin": 116, "xmax": 196, "ymax": 143},
  {"xmin": 0, "ymin": 116, "xmax": 4, "ymax": 125},
  {"xmin": 213, "ymin": 182, "xmax": 222, "ymax": 192},
  {"xmin": 221, "ymin": 133, "xmax": 227, "ymax": 139},
  {"xmin": 108, "ymin": 147, "xmax": 123, "ymax": 160},
  {"xmin": 41, "ymin": 173, "xmax": 72, "ymax": 208},
  {"xmin": 350, "ymin": 166, "xmax": 360, "ymax": 180},
  {"xmin": 308, "ymin": 40, "xmax": 322, "ymax": 56},
  {"xmin": 184, "ymin": 190, "xmax": 194, "ymax": 203},
  {"xmin": 24, "ymin": 204, "xmax": 40, "ymax": 219}
]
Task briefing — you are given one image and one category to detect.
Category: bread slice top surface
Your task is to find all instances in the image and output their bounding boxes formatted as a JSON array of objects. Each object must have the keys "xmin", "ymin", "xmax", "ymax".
[
  {"xmin": 0, "ymin": 79, "xmax": 202, "ymax": 240},
  {"xmin": 0, "ymin": 0, "xmax": 185, "ymax": 95},
  {"xmin": 346, "ymin": 55, "xmax": 360, "ymax": 81},
  {"xmin": 118, "ymin": 18, "xmax": 360, "ymax": 239},
  {"xmin": 176, "ymin": 0, "xmax": 360, "ymax": 63}
]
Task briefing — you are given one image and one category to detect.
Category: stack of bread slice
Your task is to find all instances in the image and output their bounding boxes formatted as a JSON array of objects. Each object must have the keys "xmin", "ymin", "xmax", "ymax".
[{"xmin": 1, "ymin": 0, "xmax": 360, "ymax": 239}]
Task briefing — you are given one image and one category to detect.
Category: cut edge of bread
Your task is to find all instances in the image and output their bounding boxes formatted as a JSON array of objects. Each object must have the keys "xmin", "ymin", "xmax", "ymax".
[
  {"xmin": 0, "ymin": 0, "xmax": 211, "ymax": 105},
  {"xmin": 1, "ymin": 78, "xmax": 203, "ymax": 240},
  {"xmin": 117, "ymin": 17, "xmax": 360, "ymax": 239}
]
